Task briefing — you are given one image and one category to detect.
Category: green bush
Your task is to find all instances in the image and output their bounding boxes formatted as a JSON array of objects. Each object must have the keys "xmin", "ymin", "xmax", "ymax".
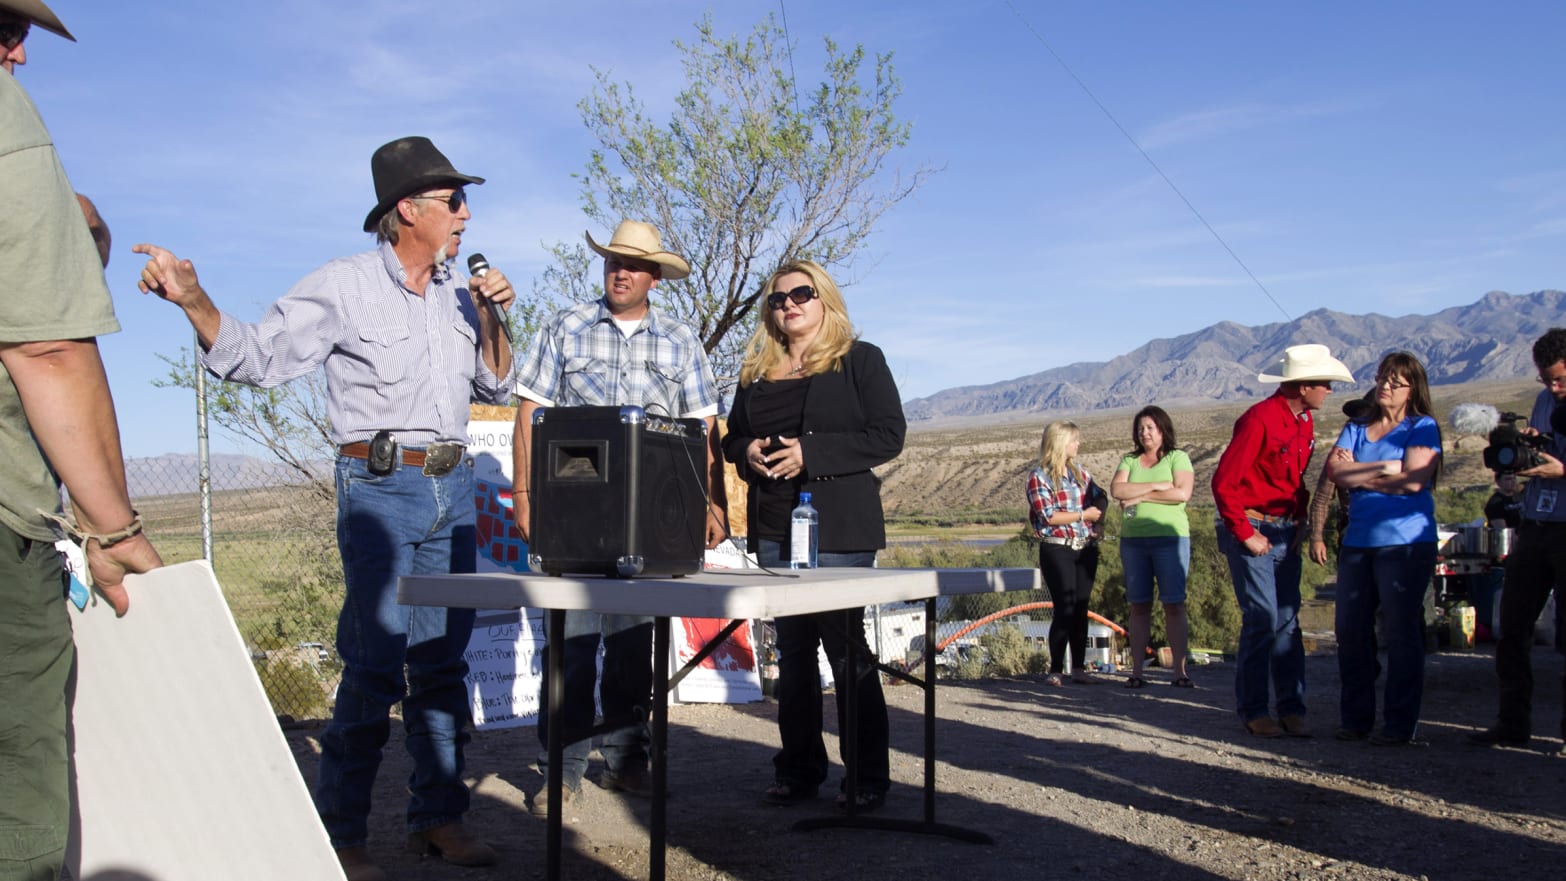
[
  {"xmin": 885, "ymin": 505, "xmax": 1247, "ymax": 655},
  {"xmin": 977, "ymin": 623, "xmax": 1048, "ymax": 677},
  {"xmin": 950, "ymin": 652, "xmax": 989, "ymax": 680},
  {"xmin": 1184, "ymin": 523, "xmax": 1243, "ymax": 652},
  {"xmin": 254, "ymin": 655, "xmax": 332, "ymax": 721},
  {"xmin": 1435, "ymin": 485, "xmax": 1489, "ymax": 525}
]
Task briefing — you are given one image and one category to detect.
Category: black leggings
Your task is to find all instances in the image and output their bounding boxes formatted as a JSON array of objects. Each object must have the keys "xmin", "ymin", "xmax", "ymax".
[{"xmin": 1039, "ymin": 542, "xmax": 1100, "ymax": 674}]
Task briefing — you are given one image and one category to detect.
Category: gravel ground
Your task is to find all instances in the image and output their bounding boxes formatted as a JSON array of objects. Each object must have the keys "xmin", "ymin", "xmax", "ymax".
[{"xmin": 288, "ymin": 646, "xmax": 1566, "ymax": 881}]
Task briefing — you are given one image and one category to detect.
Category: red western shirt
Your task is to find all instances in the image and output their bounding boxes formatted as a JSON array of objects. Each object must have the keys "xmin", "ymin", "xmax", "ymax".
[{"xmin": 1211, "ymin": 391, "xmax": 1316, "ymax": 543}]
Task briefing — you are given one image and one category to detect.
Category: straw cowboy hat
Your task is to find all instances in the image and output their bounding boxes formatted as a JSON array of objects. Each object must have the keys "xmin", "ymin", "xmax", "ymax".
[
  {"xmin": 585, "ymin": 221, "xmax": 690, "ymax": 281},
  {"xmin": 363, "ymin": 136, "xmax": 485, "ymax": 232},
  {"xmin": 1257, "ymin": 344, "xmax": 1354, "ymax": 384},
  {"xmin": 0, "ymin": 0, "xmax": 73, "ymax": 40}
]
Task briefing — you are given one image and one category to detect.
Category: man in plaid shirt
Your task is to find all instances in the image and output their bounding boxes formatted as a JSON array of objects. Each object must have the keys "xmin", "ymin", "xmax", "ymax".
[{"xmin": 511, "ymin": 220, "xmax": 727, "ymax": 813}]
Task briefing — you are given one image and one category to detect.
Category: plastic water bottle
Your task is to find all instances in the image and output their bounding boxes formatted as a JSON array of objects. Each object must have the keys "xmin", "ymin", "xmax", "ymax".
[{"xmin": 790, "ymin": 492, "xmax": 819, "ymax": 569}]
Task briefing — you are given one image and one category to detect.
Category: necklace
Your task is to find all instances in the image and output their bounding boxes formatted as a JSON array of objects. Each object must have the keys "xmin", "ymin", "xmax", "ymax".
[{"xmin": 787, "ymin": 363, "xmax": 805, "ymax": 376}]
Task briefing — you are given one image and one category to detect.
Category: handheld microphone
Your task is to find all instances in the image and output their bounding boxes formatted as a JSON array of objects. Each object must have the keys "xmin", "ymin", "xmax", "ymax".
[{"xmin": 466, "ymin": 253, "xmax": 512, "ymax": 344}]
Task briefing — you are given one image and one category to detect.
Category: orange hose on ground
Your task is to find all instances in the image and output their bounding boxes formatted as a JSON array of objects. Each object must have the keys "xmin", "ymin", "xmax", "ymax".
[{"xmin": 936, "ymin": 602, "xmax": 1125, "ymax": 652}]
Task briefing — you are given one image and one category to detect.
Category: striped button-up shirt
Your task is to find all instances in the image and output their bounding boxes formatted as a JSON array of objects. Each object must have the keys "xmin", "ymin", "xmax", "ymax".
[
  {"xmin": 201, "ymin": 242, "xmax": 511, "ymax": 446},
  {"xmin": 513, "ymin": 299, "xmax": 718, "ymax": 418}
]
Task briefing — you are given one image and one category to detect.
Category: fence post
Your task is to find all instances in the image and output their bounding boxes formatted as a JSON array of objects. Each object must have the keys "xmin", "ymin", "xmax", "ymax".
[{"xmin": 194, "ymin": 333, "xmax": 213, "ymax": 563}]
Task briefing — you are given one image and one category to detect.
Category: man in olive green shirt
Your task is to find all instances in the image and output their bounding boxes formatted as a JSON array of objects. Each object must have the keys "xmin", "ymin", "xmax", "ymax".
[{"xmin": 0, "ymin": 4, "xmax": 162, "ymax": 878}]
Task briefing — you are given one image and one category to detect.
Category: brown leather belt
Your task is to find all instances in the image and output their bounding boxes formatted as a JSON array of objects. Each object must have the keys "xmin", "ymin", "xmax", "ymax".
[
  {"xmin": 338, "ymin": 441, "xmax": 465, "ymax": 476},
  {"xmin": 1244, "ymin": 508, "xmax": 1298, "ymax": 526}
]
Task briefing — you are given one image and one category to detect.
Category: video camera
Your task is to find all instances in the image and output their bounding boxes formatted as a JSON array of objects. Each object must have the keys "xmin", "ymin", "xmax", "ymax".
[
  {"xmin": 1482, "ymin": 413, "xmax": 1550, "ymax": 474},
  {"xmin": 1450, "ymin": 403, "xmax": 1555, "ymax": 475}
]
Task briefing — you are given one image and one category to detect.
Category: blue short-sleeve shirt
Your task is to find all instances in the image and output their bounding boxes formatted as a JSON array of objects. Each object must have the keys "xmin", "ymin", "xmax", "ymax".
[{"xmin": 1336, "ymin": 415, "xmax": 1442, "ymax": 547}]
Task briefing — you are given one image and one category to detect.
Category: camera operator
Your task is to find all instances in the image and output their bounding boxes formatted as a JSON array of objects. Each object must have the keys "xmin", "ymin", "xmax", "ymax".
[{"xmin": 1469, "ymin": 327, "xmax": 1566, "ymax": 751}]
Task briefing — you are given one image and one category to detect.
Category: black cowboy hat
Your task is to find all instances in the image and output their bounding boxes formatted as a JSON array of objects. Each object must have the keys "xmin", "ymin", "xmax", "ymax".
[{"xmin": 362, "ymin": 136, "xmax": 485, "ymax": 232}]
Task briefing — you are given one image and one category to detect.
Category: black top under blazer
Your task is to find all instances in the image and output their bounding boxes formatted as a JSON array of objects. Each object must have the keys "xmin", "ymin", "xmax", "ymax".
[{"xmin": 722, "ymin": 340, "xmax": 906, "ymax": 553}]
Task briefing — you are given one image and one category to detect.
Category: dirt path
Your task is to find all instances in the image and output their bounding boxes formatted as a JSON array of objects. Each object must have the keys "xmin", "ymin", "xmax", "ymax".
[{"xmin": 288, "ymin": 648, "xmax": 1566, "ymax": 881}]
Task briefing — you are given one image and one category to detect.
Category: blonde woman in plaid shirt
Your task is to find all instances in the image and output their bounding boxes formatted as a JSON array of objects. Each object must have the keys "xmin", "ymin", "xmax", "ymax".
[{"xmin": 1027, "ymin": 420, "xmax": 1107, "ymax": 685}]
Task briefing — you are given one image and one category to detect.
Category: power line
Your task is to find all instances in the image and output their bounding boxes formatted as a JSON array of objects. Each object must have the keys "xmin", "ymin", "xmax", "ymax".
[
  {"xmin": 1003, "ymin": 2, "xmax": 1292, "ymax": 324},
  {"xmin": 778, "ymin": 0, "xmax": 802, "ymax": 115}
]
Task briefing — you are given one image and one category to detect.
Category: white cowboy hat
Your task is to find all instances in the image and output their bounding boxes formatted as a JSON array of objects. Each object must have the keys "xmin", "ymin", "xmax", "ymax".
[
  {"xmin": 1257, "ymin": 344, "xmax": 1354, "ymax": 384},
  {"xmin": 585, "ymin": 220, "xmax": 690, "ymax": 281},
  {"xmin": 0, "ymin": 0, "xmax": 74, "ymax": 41}
]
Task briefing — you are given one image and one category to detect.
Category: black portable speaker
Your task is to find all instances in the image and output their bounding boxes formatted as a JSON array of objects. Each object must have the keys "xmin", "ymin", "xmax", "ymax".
[{"xmin": 528, "ymin": 405, "xmax": 707, "ymax": 577}]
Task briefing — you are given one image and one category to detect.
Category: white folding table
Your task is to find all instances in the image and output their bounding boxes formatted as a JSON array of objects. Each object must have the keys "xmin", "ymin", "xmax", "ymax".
[{"xmin": 399, "ymin": 566, "xmax": 1036, "ymax": 881}]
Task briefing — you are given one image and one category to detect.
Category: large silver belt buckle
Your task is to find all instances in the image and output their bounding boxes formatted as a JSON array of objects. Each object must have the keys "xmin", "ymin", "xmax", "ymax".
[{"xmin": 423, "ymin": 443, "xmax": 464, "ymax": 477}]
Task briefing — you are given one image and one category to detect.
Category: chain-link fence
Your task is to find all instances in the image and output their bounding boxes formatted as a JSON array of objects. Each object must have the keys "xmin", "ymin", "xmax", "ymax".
[
  {"xmin": 857, "ymin": 599, "xmax": 1116, "ymax": 681},
  {"xmin": 130, "ymin": 454, "xmax": 342, "ymax": 721}
]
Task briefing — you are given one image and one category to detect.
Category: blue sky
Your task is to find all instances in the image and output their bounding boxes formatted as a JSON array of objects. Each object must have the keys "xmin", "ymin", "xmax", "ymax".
[{"xmin": 17, "ymin": 0, "xmax": 1566, "ymax": 457}]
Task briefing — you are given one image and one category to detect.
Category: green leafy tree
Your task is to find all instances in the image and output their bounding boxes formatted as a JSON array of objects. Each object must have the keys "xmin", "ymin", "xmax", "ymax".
[{"xmin": 538, "ymin": 14, "xmax": 936, "ymax": 385}]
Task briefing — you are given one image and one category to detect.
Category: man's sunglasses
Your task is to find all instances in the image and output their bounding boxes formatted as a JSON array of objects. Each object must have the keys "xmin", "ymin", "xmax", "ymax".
[
  {"xmin": 407, "ymin": 189, "xmax": 466, "ymax": 213},
  {"xmin": 767, "ymin": 285, "xmax": 818, "ymax": 310},
  {"xmin": 0, "ymin": 21, "xmax": 29, "ymax": 50}
]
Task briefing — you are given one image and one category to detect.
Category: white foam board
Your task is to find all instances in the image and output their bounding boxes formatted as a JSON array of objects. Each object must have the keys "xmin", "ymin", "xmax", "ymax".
[{"xmin": 63, "ymin": 560, "xmax": 344, "ymax": 881}]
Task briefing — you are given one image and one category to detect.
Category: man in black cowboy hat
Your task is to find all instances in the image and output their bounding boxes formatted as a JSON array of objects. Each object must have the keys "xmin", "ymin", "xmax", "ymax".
[
  {"xmin": 135, "ymin": 136, "xmax": 513, "ymax": 880},
  {"xmin": 2, "ymin": 3, "xmax": 165, "ymax": 878}
]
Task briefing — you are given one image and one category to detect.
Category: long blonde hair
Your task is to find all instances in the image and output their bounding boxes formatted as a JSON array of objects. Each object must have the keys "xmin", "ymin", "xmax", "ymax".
[
  {"xmin": 1038, "ymin": 420, "xmax": 1084, "ymax": 487},
  {"xmin": 737, "ymin": 259, "xmax": 858, "ymax": 388}
]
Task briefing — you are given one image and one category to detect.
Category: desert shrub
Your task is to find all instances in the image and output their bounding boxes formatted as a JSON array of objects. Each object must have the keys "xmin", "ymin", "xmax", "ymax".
[
  {"xmin": 1100, "ymin": 504, "xmax": 1240, "ymax": 654},
  {"xmin": 886, "ymin": 503, "xmax": 1250, "ymax": 660},
  {"xmin": 950, "ymin": 652, "xmax": 989, "ymax": 680},
  {"xmin": 1185, "ymin": 523, "xmax": 1242, "ymax": 652},
  {"xmin": 1435, "ymin": 485, "xmax": 1489, "ymax": 525},
  {"xmin": 977, "ymin": 531, "xmax": 1040, "ymax": 568},
  {"xmin": 255, "ymin": 654, "xmax": 331, "ymax": 720},
  {"xmin": 977, "ymin": 624, "xmax": 1047, "ymax": 677}
]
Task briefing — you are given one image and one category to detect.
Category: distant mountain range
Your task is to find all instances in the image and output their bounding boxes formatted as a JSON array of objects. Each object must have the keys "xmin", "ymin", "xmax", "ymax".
[{"xmin": 903, "ymin": 289, "xmax": 1563, "ymax": 424}]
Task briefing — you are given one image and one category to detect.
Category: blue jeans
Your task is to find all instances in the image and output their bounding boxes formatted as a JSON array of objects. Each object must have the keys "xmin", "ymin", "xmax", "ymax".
[
  {"xmin": 757, "ymin": 541, "xmax": 888, "ymax": 794},
  {"xmin": 535, "ymin": 609, "xmax": 653, "ymax": 790},
  {"xmin": 1335, "ymin": 542, "xmax": 1436, "ymax": 740},
  {"xmin": 1218, "ymin": 520, "xmax": 1306, "ymax": 721},
  {"xmin": 1121, "ymin": 536, "xmax": 1190, "ymax": 604},
  {"xmin": 315, "ymin": 456, "xmax": 478, "ymax": 848}
]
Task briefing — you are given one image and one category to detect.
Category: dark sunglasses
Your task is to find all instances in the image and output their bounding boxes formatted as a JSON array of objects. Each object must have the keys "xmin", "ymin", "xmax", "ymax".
[
  {"xmin": 767, "ymin": 285, "xmax": 818, "ymax": 310},
  {"xmin": 0, "ymin": 20, "xmax": 29, "ymax": 50},
  {"xmin": 407, "ymin": 189, "xmax": 466, "ymax": 213}
]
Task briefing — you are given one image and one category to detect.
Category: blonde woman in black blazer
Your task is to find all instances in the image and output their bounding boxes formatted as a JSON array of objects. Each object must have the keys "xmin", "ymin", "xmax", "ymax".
[{"xmin": 722, "ymin": 259, "xmax": 905, "ymax": 813}]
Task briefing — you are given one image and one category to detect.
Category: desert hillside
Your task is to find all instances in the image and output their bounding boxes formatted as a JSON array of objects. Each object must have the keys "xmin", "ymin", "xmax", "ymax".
[{"xmin": 879, "ymin": 378, "xmax": 1539, "ymax": 518}]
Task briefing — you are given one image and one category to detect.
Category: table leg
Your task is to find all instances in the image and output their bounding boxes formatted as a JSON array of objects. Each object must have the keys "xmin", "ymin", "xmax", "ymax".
[
  {"xmin": 650, "ymin": 615, "xmax": 671, "ymax": 881},
  {"xmin": 923, "ymin": 596, "xmax": 937, "ymax": 824},
  {"xmin": 546, "ymin": 608, "xmax": 564, "ymax": 881},
  {"xmin": 792, "ymin": 599, "xmax": 992, "ymax": 844},
  {"xmin": 841, "ymin": 607, "xmax": 861, "ymax": 815}
]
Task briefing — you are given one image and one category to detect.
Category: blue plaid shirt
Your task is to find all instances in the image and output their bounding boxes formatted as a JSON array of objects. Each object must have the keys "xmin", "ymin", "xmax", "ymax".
[
  {"xmin": 513, "ymin": 299, "xmax": 718, "ymax": 418},
  {"xmin": 201, "ymin": 242, "xmax": 512, "ymax": 446}
]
